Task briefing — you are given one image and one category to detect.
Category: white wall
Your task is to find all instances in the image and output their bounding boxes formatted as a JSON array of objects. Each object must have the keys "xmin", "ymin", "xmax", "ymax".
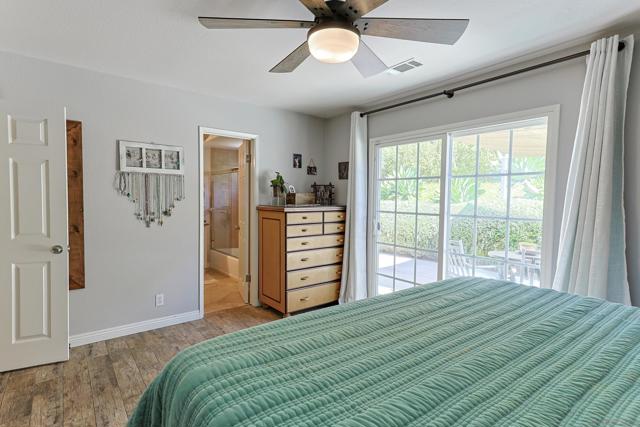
[
  {"xmin": 0, "ymin": 51, "xmax": 327, "ymax": 335},
  {"xmin": 324, "ymin": 114, "xmax": 352, "ymax": 205},
  {"xmin": 325, "ymin": 32, "xmax": 640, "ymax": 306}
]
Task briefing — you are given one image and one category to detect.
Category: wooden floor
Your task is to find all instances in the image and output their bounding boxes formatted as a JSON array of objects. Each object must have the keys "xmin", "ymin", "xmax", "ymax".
[
  {"xmin": 204, "ymin": 269, "xmax": 245, "ymax": 314},
  {"xmin": 0, "ymin": 306, "xmax": 280, "ymax": 427}
]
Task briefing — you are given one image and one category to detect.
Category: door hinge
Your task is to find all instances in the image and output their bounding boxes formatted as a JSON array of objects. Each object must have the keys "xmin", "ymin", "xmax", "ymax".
[
  {"xmin": 245, "ymin": 154, "xmax": 252, "ymax": 164},
  {"xmin": 245, "ymin": 274, "xmax": 251, "ymax": 283}
]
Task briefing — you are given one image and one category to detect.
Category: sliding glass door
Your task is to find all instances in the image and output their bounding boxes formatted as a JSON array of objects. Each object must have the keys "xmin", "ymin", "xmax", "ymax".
[
  {"xmin": 370, "ymin": 111, "xmax": 555, "ymax": 295},
  {"xmin": 372, "ymin": 137, "xmax": 445, "ymax": 295}
]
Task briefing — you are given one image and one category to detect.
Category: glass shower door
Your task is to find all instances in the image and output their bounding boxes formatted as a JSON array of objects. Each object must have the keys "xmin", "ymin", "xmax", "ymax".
[{"xmin": 211, "ymin": 169, "xmax": 239, "ymax": 258}]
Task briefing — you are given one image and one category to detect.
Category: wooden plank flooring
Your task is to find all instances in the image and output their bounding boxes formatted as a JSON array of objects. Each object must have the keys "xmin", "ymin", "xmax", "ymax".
[{"xmin": 0, "ymin": 306, "xmax": 280, "ymax": 427}]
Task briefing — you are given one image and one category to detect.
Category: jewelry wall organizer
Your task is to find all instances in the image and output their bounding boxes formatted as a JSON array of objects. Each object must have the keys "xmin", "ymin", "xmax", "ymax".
[{"xmin": 114, "ymin": 140, "xmax": 185, "ymax": 227}]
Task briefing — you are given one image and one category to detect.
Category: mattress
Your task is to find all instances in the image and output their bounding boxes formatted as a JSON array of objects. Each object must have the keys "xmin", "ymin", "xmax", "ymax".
[{"xmin": 128, "ymin": 277, "xmax": 640, "ymax": 426}]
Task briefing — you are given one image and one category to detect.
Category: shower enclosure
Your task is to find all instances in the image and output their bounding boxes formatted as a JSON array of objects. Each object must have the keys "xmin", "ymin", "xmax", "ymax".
[{"xmin": 209, "ymin": 168, "xmax": 239, "ymax": 258}]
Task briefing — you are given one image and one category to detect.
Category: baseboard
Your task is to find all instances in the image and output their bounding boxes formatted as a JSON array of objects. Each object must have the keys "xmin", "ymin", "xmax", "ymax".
[{"xmin": 69, "ymin": 310, "xmax": 202, "ymax": 348}]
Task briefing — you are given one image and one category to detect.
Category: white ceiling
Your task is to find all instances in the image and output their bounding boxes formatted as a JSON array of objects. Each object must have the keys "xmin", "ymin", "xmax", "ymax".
[{"xmin": 1, "ymin": 1, "xmax": 639, "ymax": 118}]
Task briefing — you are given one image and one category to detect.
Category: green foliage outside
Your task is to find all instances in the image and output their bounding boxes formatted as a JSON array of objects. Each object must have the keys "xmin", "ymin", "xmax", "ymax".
[{"xmin": 378, "ymin": 138, "xmax": 545, "ymax": 258}]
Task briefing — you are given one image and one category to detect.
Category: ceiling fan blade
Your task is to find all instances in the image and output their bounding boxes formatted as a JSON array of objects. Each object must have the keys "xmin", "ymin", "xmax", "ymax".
[
  {"xmin": 298, "ymin": 0, "xmax": 334, "ymax": 17},
  {"xmin": 333, "ymin": 0, "xmax": 389, "ymax": 19},
  {"xmin": 199, "ymin": 17, "xmax": 314, "ymax": 29},
  {"xmin": 351, "ymin": 40, "xmax": 387, "ymax": 78},
  {"xmin": 270, "ymin": 41, "xmax": 311, "ymax": 73},
  {"xmin": 356, "ymin": 18, "xmax": 469, "ymax": 44}
]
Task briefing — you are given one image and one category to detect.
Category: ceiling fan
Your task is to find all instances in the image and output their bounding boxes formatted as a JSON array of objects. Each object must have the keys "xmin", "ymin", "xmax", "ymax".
[{"xmin": 199, "ymin": 0, "xmax": 469, "ymax": 78}]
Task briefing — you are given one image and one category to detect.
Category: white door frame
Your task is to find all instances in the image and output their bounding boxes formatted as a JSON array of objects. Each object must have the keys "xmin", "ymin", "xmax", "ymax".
[{"xmin": 198, "ymin": 126, "xmax": 259, "ymax": 318}]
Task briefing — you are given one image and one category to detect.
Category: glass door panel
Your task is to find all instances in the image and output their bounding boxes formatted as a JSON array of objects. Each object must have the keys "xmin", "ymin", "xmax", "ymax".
[{"xmin": 373, "ymin": 136, "xmax": 445, "ymax": 295}]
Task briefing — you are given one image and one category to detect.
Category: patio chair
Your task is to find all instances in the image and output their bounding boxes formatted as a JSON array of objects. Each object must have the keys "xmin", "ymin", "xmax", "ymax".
[
  {"xmin": 447, "ymin": 240, "xmax": 501, "ymax": 279},
  {"xmin": 519, "ymin": 242, "xmax": 541, "ymax": 286}
]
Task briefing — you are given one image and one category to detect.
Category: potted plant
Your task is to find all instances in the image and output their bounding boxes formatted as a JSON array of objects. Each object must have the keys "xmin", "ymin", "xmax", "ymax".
[{"xmin": 270, "ymin": 172, "xmax": 287, "ymax": 198}]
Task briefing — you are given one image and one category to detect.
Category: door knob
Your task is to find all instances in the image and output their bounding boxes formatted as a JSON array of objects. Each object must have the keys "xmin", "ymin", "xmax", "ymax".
[{"xmin": 51, "ymin": 245, "xmax": 64, "ymax": 254}]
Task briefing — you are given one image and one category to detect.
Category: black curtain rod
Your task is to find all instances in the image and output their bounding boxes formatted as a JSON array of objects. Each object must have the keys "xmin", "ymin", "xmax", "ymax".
[{"xmin": 361, "ymin": 41, "xmax": 626, "ymax": 118}]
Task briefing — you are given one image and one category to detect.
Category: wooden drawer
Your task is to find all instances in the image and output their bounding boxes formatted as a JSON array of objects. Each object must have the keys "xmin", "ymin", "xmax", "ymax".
[
  {"xmin": 324, "ymin": 211, "xmax": 346, "ymax": 222},
  {"xmin": 287, "ymin": 264, "xmax": 342, "ymax": 290},
  {"xmin": 287, "ymin": 247, "xmax": 344, "ymax": 271},
  {"xmin": 287, "ymin": 282, "xmax": 340, "ymax": 313},
  {"xmin": 324, "ymin": 222, "xmax": 346, "ymax": 234},
  {"xmin": 287, "ymin": 212, "xmax": 323, "ymax": 225},
  {"xmin": 287, "ymin": 234, "xmax": 345, "ymax": 252},
  {"xmin": 286, "ymin": 224, "xmax": 323, "ymax": 238}
]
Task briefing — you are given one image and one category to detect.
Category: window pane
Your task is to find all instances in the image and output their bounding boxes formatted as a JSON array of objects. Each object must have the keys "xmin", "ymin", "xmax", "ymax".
[
  {"xmin": 509, "ymin": 221, "xmax": 542, "ymax": 252},
  {"xmin": 396, "ymin": 179, "xmax": 417, "ymax": 213},
  {"xmin": 395, "ymin": 279, "xmax": 414, "ymax": 292},
  {"xmin": 378, "ymin": 213, "xmax": 395, "ymax": 244},
  {"xmin": 418, "ymin": 179, "xmax": 440, "ymax": 214},
  {"xmin": 379, "ymin": 145, "xmax": 397, "ymax": 178},
  {"xmin": 376, "ymin": 244, "xmax": 395, "ymax": 276},
  {"xmin": 512, "ymin": 123, "xmax": 547, "ymax": 173},
  {"xmin": 395, "ymin": 214, "xmax": 416, "ymax": 248},
  {"xmin": 449, "ymin": 217, "xmax": 474, "ymax": 255},
  {"xmin": 449, "ymin": 177, "xmax": 476, "ymax": 215},
  {"xmin": 378, "ymin": 180, "xmax": 396, "ymax": 211},
  {"xmin": 451, "ymin": 134, "xmax": 477, "ymax": 176},
  {"xmin": 446, "ymin": 254, "xmax": 473, "ymax": 278},
  {"xmin": 377, "ymin": 275, "xmax": 394, "ymax": 295},
  {"xmin": 416, "ymin": 250, "xmax": 438, "ymax": 284},
  {"xmin": 478, "ymin": 130, "xmax": 510, "ymax": 175},
  {"xmin": 417, "ymin": 215, "xmax": 439, "ymax": 251},
  {"xmin": 510, "ymin": 175, "xmax": 544, "ymax": 219},
  {"xmin": 475, "ymin": 219, "xmax": 507, "ymax": 257},
  {"xmin": 477, "ymin": 176, "xmax": 508, "ymax": 217},
  {"xmin": 397, "ymin": 143, "xmax": 418, "ymax": 178},
  {"xmin": 394, "ymin": 247, "xmax": 415, "ymax": 283},
  {"xmin": 419, "ymin": 139, "xmax": 441, "ymax": 177},
  {"xmin": 475, "ymin": 257, "xmax": 505, "ymax": 280}
]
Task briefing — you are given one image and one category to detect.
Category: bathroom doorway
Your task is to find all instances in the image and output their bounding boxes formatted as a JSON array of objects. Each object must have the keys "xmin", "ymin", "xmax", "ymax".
[{"xmin": 200, "ymin": 129, "xmax": 253, "ymax": 314}]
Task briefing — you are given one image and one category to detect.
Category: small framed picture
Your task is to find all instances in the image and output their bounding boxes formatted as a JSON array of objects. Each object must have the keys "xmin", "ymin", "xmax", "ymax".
[
  {"xmin": 118, "ymin": 140, "xmax": 184, "ymax": 175},
  {"xmin": 164, "ymin": 150, "xmax": 181, "ymax": 170},
  {"xmin": 307, "ymin": 158, "xmax": 317, "ymax": 175},
  {"xmin": 125, "ymin": 147, "xmax": 143, "ymax": 168},
  {"xmin": 293, "ymin": 153, "xmax": 302, "ymax": 169},
  {"xmin": 145, "ymin": 149, "xmax": 162, "ymax": 169},
  {"xmin": 339, "ymin": 161, "xmax": 349, "ymax": 180}
]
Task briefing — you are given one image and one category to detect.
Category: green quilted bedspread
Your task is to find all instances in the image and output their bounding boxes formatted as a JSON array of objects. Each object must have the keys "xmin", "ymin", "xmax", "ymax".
[{"xmin": 128, "ymin": 278, "xmax": 640, "ymax": 426}]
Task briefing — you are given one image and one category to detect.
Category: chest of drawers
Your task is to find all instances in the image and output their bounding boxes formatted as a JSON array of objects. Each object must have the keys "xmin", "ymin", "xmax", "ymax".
[{"xmin": 257, "ymin": 205, "xmax": 346, "ymax": 316}]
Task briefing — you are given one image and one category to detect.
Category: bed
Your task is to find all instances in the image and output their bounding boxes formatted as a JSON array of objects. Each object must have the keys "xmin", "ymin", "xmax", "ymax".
[{"xmin": 128, "ymin": 277, "xmax": 640, "ymax": 426}]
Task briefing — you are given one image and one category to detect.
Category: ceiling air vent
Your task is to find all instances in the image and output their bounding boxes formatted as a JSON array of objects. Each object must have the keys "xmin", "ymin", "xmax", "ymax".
[{"xmin": 388, "ymin": 59, "xmax": 423, "ymax": 75}]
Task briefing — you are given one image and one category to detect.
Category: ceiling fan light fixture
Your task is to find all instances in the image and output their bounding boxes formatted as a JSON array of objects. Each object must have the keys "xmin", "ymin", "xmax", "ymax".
[{"xmin": 308, "ymin": 25, "xmax": 360, "ymax": 64}]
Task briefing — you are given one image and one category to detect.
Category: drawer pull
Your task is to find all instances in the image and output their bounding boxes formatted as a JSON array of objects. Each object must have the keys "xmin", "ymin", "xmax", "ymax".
[
  {"xmin": 337, "ymin": 239, "xmax": 344, "ymax": 243},
  {"xmin": 337, "ymin": 226, "xmax": 344, "ymax": 230},
  {"xmin": 337, "ymin": 215, "xmax": 344, "ymax": 219},
  {"xmin": 301, "ymin": 257, "xmax": 310, "ymax": 262},
  {"xmin": 301, "ymin": 228, "xmax": 308, "ymax": 232},
  {"xmin": 300, "ymin": 242, "xmax": 309, "ymax": 246},
  {"xmin": 300, "ymin": 276, "xmax": 309, "ymax": 281},
  {"xmin": 299, "ymin": 296, "xmax": 310, "ymax": 302},
  {"xmin": 302, "ymin": 216, "xmax": 308, "ymax": 220},
  {"xmin": 337, "ymin": 254, "xmax": 343, "ymax": 258}
]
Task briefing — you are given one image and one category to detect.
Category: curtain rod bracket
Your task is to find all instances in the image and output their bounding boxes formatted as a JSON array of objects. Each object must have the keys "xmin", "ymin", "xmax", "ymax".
[{"xmin": 444, "ymin": 90, "xmax": 455, "ymax": 99}]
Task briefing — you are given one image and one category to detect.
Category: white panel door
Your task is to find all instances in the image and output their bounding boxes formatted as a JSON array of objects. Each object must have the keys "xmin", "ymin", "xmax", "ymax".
[{"xmin": 0, "ymin": 109, "xmax": 69, "ymax": 372}]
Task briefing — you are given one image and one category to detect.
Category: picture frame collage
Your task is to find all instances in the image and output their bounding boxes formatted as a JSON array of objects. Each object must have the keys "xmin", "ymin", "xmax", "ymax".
[{"xmin": 118, "ymin": 140, "xmax": 184, "ymax": 175}]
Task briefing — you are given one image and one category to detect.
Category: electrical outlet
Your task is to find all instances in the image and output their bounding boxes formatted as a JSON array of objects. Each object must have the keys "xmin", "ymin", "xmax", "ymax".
[{"xmin": 155, "ymin": 293, "xmax": 164, "ymax": 307}]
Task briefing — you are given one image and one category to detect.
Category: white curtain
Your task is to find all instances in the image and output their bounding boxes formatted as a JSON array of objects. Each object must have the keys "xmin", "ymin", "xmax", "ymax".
[
  {"xmin": 340, "ymin": 112, "xmax": 369, "ymax": 303},
  {"xmin": 552, "ymin": 34, "xmax": 634, "ymax": 304}
]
